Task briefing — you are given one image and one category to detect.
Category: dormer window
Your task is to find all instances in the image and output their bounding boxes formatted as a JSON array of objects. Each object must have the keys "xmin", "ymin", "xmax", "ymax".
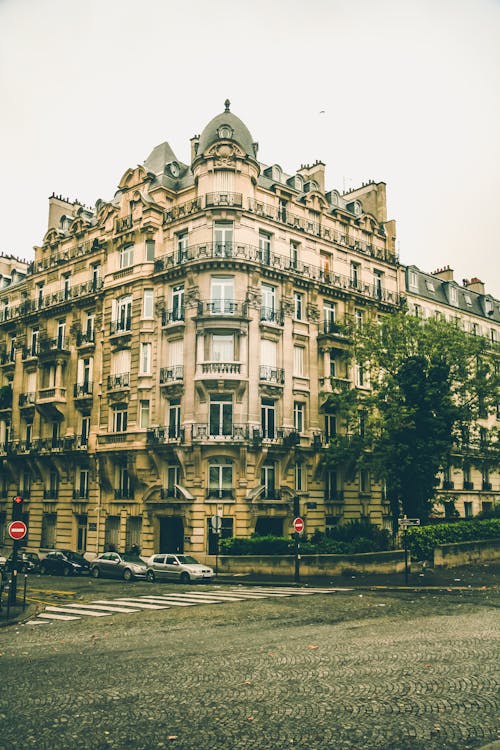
[
  {"xmin": 217, "ymin": 125, "xmax": 233, "ymax": 139},
  {"xmin": 425, "ymin": 279, "xmax": 435, "ymax": 292},
  {"xmin": 449, "ymin": 286, "xmax": 458, "ymax": 305},
  {"xmin": 464, "ymin": 294, "xmax": 472, "ymax": 306}
]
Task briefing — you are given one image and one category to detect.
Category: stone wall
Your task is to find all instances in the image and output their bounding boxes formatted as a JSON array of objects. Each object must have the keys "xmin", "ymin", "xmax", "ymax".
[{"xmin": 433, "ymin": 538, "xmax": 500, "ymax": 568}]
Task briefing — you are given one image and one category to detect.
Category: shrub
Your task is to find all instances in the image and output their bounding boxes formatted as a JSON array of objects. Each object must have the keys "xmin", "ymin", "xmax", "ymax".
[{"xmin": 406, "ymin": 518, "xmax": 500, "ymax": 560}]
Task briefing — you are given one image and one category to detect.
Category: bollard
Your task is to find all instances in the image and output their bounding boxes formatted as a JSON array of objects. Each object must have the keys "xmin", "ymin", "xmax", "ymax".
[
  {"xmin": 23, "ymin": 574, "xmax": 28, "ymax": 611},
  {"xmin": 6, "ymin": 585, "xmax": 10, "ymax": 619}
]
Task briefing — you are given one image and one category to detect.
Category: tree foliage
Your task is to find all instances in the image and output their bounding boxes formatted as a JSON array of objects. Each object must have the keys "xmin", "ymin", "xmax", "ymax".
[{"xmin": 322, "ymin": 311, "xmax": 499, "ymax": 522}]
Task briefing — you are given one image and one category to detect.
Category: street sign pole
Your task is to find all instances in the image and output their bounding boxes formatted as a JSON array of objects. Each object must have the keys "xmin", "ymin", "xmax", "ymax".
[
  {"xmin": 211, "ymin": 515, "xmax": 222, "ymax": 578},
  {"xmin": 293, "ymin": 497, "xmax": 301, "ymax": 584},
  {"xmin": 399, "ymin": 516, "xmax": 420, "ymax": 585}
]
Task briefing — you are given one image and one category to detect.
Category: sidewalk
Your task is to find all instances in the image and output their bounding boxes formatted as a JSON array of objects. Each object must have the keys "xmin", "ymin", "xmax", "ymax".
[{"xmin": 214, "ymin": 561, "xmax": 500, "ymax": 590}]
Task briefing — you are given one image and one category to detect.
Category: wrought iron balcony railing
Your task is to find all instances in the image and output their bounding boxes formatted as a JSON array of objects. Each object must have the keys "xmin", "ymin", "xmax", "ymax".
[
  {"xmin": 74, "ymin": 383, "xmax": 93, "ymax": 398},
  {"xmin": 259, "ymin": 366, "xmax": 285, "ymax": 384},
  {"xmin": 161, "ymin": 308, "xmax": 185, "ymax": 325},
  {"xmin": 159, "ymin": 366, "xmax": 184, "ymax": 384},
  {"xmin": 107, "ymin": 372, "xmax": 130, "ymax": 390},
  {"xmin": 110, "ymin": 318, "xmax": 132, "ymax": 335}
]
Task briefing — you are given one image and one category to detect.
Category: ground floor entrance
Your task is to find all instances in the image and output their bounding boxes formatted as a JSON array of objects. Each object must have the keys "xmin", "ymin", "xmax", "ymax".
[{"xmin": 159, "ymin": 516, "xmax": 184, "ymax": 554}]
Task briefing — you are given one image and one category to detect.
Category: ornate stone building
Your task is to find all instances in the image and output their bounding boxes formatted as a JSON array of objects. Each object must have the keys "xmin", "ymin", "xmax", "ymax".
[
  {"xmin": 0, "ymin": 102, "xmax": 496, "ymax": 558},
  {"xmin": 404, "ymin": 266, "xmax": 500, "ymax": 518}
]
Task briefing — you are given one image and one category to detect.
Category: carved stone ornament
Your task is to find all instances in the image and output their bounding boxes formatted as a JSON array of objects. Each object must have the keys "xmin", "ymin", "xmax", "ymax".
[
  {"xmin": 212, "ymin": 143, "xmax": 238, "ymax": 167},
  {"xmin": 307, "ymin": 303, "xmax": 320, "ymax": 322}
]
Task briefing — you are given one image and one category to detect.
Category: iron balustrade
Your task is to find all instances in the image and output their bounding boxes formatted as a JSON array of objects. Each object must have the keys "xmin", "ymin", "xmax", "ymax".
[
  {"xmin": 259, "ymin": 366, "xmax": 285, "ymax": 384},
  {"xmin": 39, "ymin": 337, "xmax": 69, "ymax": 353},
  {"xmin": 192, "ymin": 423, "xmax": 248, "ymax": 441},
  {"xmin": 37, "ymin": 387, "xmax": 66, "ymax": 401},
  {"xmin": 147, "ymin": 426, "xmax": 185, "ymax": 443},
  {"xmin": 26, "ymin": 239, "xmax": 101, "ymax": 276},
  {"xmin": 205, "ymin": 192, "xmax": 243, "ymax": 208},
  {"xmin": 107, "ymin": 372, "xmax": 130, "ymax": 390},
  {"xmin": 76, "ymin": 332, "xmax": 95, "ymax": 346},
  {"xmin": 114, "ymin": 488, "xmax": 135, "ymax": 499},
  {"xmin": 73, "ymin": 489, "xmax": 89, "ymax": 500},
  {"xmin": 260, "ymin": 307, "xmax": 284, "ymax": 325},
  {"xmin": 74, "ymin": 383, "xmax": 93, "ymax": 397},
  {"xmin": 154, "ymin": 241, "xmax": 400, "ymax": 306},
  {"xmin": 43, "ymin": 489, "xmax": 59, "ymax": 499},
  {"xmin": 19, "ymin": 392, "xmax": 36, "ymax": 406},
  {"xmin": 161, "ymin": 309, "xmax": 185, "ymax": 325},
  {"xmin": 110, "ymin": 318, "xmax": 132, "ymax": 335},
  {"xmin": 321, "ymin": 319, "xmax": 350, "ymax": 336},
  {"xmin": 159, "ymin": 366, "xmax": 183, "ymax": 384},
  {"xmin": 324, "ymin": 490, "xmax": 344, "ymax": 502},
  {"xmin": 160, "ymin": 487, "xmax": 182, "ymax": 500},
  {"xmin": 206, "ymin": 488, "xmax": 233, "ymax": 499},
  {"xmin": 115, "ymin": 215, "xmax": 133, "ymax": 233}
]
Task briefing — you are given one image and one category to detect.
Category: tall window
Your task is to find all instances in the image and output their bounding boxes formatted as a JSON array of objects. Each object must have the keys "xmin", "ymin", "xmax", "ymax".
[
  {"xmin": 294, "ymin": 292, "xmax": 303, "ymax": 320},
  {"xmin": 350, "ymin": 262, "xmax": 360, "ymax": 289},
  {"xmin": 84, "ymin": 311, "xmax": 95, "ymax": 341},
  {"xmin": 212, "ymin": 334, "xmax": 234, "ymax": 362},
  {"xmin": 208, "ymin": 458, "xmax": 233, "ymax": 498},
  {"xmin": 261, "ymin": 398, "xmax": 276, "ymax": 439},
  {"xmin": 41, "ymin": 514, "xmax": 57, "ymax": 548},
  {"xmin": 210, "ymin": 277, "xmax": 234, "ymax": 314},
  {"xmin": 36, "ymin": 283, "xmax": 44, "ymax": 308},
  {"xmin": 80, "ymin": 415, "xmax": 90, "ymax": 446},
  {"xmin": 91, "ymin": 264, "xmax": 101, "ymax": 290},
  {"xmin": 62, "ymin": 274, "xmax": 71, "ymax": 300},
  {"xmin": 113, "ymin": 296, "xmax": 132, "ymax": 332},
  {"xmin": 117, "ymin": 466, "xmax": 133, "ymax": 498},
  {"xmin": 119, "ymin": 244, "xmax": 134, "ymax": 269},
  {"xmin": 325, "ymin": 470, "xmax": 339, "ymax": 501},
  {"xmin": 139, "ymin": 400, "xmax": 150, "ymax": 428},
  {"xmin": 143, "ymin": 289, "xmax": 154, "ymax": 318},
  {"xmin": 168, "ymin": 399, "xmax": 181, "ymax": 438},
  {"xmin": 295, "ymin": 462, "xmax": 305, "ymax": 492},
  {"xmin": 113, "ymin": 406, "xmax": 128, "ymax": 433},
  {"xmin": 77, "ymin": 357, "xmax": 93, "ymax": 392},
  {"xmin": 261, "ymin": 463, "xmax": 276, "ymax": 499},
  {"xmin": 30, "ymin": 327, "xmax": 39, "ymax": 356},
  {"xmin": 259, "ymin": 230, "xmax": 271, "ymax": 264},
  {"xmin": 146, "ymin": 239, "xmax": 155, "ymax": 261},
  {"xmin": 214, "ymin": 221, "xmax": 233, "ymax": 256},
  {"xmin": 140, "ymin": 342, "xmax": 152, "ymax": 374},
  {"xmin": 355, "ymin": 309, "xmax": 364, "ymax": 330},
  {"xmin": 261, "ymin": 283, "xmax": 276, "ymax": 322},
  {"xmin": 323, "ymin": 302, "xmax": 336, "ymax": 332},
  {"xmin": 324, "ymin": 413, "xmax": 337, "ymax": 441},
  {"xmin": 294, "ymin": 401, "xmax": 304, "ymax": 432},
  {"xmin": 172, "ymin": 285, "xmax": 184, "ymax": 320},
  {"xmin": 209, "ymin": 394, "xmax": 232, "ymax": 437},
  {"xmin": 166, "ymin": 465, "xmax": 180, "ymax": 498},
  {"xmin": 290, "ymin": 241, "xmax": 299, "ymax": 269},
  {"xmin": 168, "ymin": 339, "xmax": 183, "ymax": 369},
  {"xmin": 77, "ymin": 469, "xmax": 89, "ymax": 499},
  {"xmin": 56, "ymin": 320, "xmax": 66, "ymax": 348},
  {"xmin": 177, "ymin": 232, "xmax": 188, "ymax": 263},
  {"xmin": 374, "ymin": 270, "xmax": 383, "ymax": 299},
  {"xmin": 355, "ymin": 361, "xmax": 368, "ymax": 388},
  {"xmin": 293, "ymin": 346, "xmax": 304, "ymax": 376}
]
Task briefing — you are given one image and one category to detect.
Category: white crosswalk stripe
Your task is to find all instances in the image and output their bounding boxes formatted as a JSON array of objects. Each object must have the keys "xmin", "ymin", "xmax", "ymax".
[{"xmin": 31, "ymin": 585, "xmax": 341, "ymax": 624}]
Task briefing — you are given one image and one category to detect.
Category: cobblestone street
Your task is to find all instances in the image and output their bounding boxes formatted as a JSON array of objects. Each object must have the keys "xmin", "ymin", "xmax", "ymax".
[{"xmin": 0, "ymin": 586, "xmax": 498, "ymax": 750}]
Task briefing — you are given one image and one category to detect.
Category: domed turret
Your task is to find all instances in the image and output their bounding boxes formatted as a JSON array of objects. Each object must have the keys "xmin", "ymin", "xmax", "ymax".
[{"xmin": 196, "ymin": 100, "xmax": 257, "ymax": 160}]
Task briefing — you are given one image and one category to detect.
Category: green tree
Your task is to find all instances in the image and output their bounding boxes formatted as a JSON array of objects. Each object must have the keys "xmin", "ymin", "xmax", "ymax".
[{"xmin": 322, "ymin": 312, "xmax": 499, "ymax": 522}]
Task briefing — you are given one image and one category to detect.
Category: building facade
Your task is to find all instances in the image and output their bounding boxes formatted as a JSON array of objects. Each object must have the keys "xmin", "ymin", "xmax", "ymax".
[
  {"xmin": 0, "ymin": 102, "xmax": 497, "ymax": 557},
  {"xmin": 404, "ymin": 265, "xmax": 500, "ymax": 518}
]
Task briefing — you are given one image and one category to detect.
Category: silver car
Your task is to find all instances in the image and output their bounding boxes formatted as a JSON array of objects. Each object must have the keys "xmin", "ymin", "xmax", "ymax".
[
  {"xmin": 146, "ymin": 554, "xmax": 213, "ymax": 583},
  {"xmin": 90, "ymin": 552, "xmax": 147, "ymax": 581}
]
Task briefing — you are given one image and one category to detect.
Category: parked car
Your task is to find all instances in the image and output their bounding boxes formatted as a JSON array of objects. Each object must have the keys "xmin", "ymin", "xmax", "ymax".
[
  {"xmin": 90, "ymin": 552, "xmax": 147, "ymax": 581},
  {"xmin": 4, "ymin": 551, "xmax": 41, "ymax": 574},
  {"xmin": 146, "ymin": 554, "xmax": 213, "ymax": 583},
  {"xmin": 39, "ymin": 550, "xmax": 90, "ymax": 576}
]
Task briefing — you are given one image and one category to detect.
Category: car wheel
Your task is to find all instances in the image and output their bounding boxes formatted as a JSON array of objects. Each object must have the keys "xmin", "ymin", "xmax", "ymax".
[
  {"xmin": 146, "ymin": 570, "xmax": 155, "ymax": 582},
  {"xmin": 63, "ymin": 566, "xmax": 71, "ymax": 577},
  {"xmin": 180, "ymin": 572, "xmax": 190, "ymax": 584},
  {"xmin": 91, "ymin": 566, "xmax": 100, "ymax": 579},
  {"xmin": 40, "ymin": 564, "xmax": 47, "ymax": 575},
  {"xmin": 123, "ymin": 568, "xmax": 132, "ymax": 582}
]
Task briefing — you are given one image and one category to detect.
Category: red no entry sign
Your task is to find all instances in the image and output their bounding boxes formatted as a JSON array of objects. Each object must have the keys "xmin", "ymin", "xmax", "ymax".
[
  {"xmin": 293, "ymin": 517, "xmax": 305, "ymax": 534},
  {"xmin": 8, "ymin": 521, "xmax": 27, "ymax": 540}
]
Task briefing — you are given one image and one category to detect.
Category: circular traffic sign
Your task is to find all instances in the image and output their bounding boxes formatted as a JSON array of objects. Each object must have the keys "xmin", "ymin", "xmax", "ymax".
[
  {"xmin": 8, "ymin": 521, "xmax": 27, "ymax": 540},
  {"xmin": 293, "ymin": 517, "xmax": 305, "ymax": 534}
]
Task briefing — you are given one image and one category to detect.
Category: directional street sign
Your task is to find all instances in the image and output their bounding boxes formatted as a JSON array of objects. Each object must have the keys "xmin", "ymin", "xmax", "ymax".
[
  {"xmin": 399, "ymin": 518, "xmax": 420, "ymax": 527},
  {"xmin": 211, "ymin": 515, "xmax": 222, "ymax": 534},
  {"xmin": 8, "ymin": 521, "xmax": 28, "ymax": 540},
  {"xmin": 293, "ymin": 517, "xmax": 305, "ymax": 534}
]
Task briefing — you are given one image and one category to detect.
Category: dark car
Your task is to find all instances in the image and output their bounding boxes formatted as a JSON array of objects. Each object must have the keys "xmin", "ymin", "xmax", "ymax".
[
  {"xmin": 4, "ymin": 551, "xmax": 40, "ymax": 574},
  {"xmin": 89, "ymin": 552, "xmax": 147, "ymax": 581},
  {"xmin": 40, "ymin": 550, "xmax": 90, "ymax": 576}
]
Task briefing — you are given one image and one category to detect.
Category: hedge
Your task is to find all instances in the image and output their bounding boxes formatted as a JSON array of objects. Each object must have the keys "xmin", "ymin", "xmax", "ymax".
[{"xmin": 406, "ymin": 518, "xmax": 500, "ymax": 560}]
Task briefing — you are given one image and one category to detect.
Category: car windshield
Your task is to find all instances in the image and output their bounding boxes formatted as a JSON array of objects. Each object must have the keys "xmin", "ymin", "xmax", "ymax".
[
  {"xmin": 176, "ymin": 556, "xmax": 199, "ymax": 565},
  {"xmin": 121, "ymin": 554, "xmax": 145, "ymax": 564},
  {"xmin": 63, "ymin": 551, "xmax": 86, "ymax": 563}
]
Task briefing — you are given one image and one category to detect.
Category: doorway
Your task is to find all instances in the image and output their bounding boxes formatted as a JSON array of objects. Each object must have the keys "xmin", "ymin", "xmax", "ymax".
[{"xmin": 159, "ymin": 516, "xmax": 184, "ymax": 553}]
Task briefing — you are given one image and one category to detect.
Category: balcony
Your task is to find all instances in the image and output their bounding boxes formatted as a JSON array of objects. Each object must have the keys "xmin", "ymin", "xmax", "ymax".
[
  {"xmin": 0, "ymin": 352, "xmax": 16, "ymax": 368},
  {"xmin": 147, "ymin": 426, "xmax": 185, "ymax": 445},
  {"xmin": 114, "ymin": 488, "xmax": 135, "ymax": 500},
  {"xmin": 43, "ymin": 489, "xmax": 59, "ymax": 499},
  {"xmin": 205, "ymin": 192, "xmax": 243, "ymax": 209},
  {"xmin": 325, "ymin": 490, "xmax": 344, "ymax": 502},
  {"xmin": 22, "ymin": 345, "xmax": 39, "ymax": 361},
  {"xmin": 76, "ymin": 332, "xmax": 96, "ymax": 347},
  {"xmin": 161, "ymin": 309, "xmax": 185, "ymax": 326},
  {"xmin": 110, "ymin": 319, "xmax": 132, "ymax": 336},
  {"xmin": 107, "ymin": 372, "xmax": 130, "ymax": 391},
  {"xmin": 19, "ymin": 392, "xmax": 36, "ymax": 408},
  {"xmin": 115, "ymin": 215, "xmax": 133, "ymax": 233},
  {"xmin": 206, "ymin": 488, "xmax": 233, "ymax": 499},
  {"xmin": 260, "ymin": 307, "xmax": 284, "ymax": 325},
  {"xmin": 482, "ymin": 481, "xmax": 493, "ymax": 491},
  {"xmin": 463, "ymin": 482, "xmax": 474, "ymax": 490},
  {"xmin": 192, "ymin": 423, "xmax": 248, "ymax": 442},
  {"xmin": 38, "ymin": 337, "xmax": 70, "ymax": 360},
  {"xmin": 197, "ymin": 300, "xmax": 248, "ymax": 317},
  {"xmin": 259, "ymin": 366, "xmax": 285, "ymax": 385},
  {"xmin": 73, "ymin": 489, "xmax": 89, "ymax": 500},
  {"xmin": 442, "ymin": 481, "xmax": 455, "ymax": 490},
  {"xmin": 37, "ymin": 386, "xmax": 66, "ymax": 404},
  {"xmin": 318, "ymin": 319, "xmax": 351, "ymax": 339},
  {"xmin": 74, "ymin": 382, "xmax": 93, "ymax": 399},
  {"xmin": 159, "ymin": 366, "xmax": 184, "ymax": 385},
  {"xmin": 0, "ymin": 385, "xmax": 12, "ymax": 411},
  {"xmin": 200, "ymin": 362, "xmax": 241, "ymax": 376}
]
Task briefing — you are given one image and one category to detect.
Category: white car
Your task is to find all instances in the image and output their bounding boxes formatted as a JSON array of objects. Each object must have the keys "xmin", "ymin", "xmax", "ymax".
[{"xmin": 146, "ymin": 554, "xmax": 213, "ymax": 583}]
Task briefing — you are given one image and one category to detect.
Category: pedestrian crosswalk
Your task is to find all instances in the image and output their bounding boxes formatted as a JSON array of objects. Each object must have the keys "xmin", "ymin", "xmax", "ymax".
[{"xmin": 29, "ymin": 586, "xmax": 348, "ymax": 625}]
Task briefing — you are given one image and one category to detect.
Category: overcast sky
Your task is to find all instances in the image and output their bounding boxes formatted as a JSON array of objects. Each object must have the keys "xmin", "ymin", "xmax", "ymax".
[{"xmin": 1, "ymin": 0, "xmax": 499, "ymax": 297}]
